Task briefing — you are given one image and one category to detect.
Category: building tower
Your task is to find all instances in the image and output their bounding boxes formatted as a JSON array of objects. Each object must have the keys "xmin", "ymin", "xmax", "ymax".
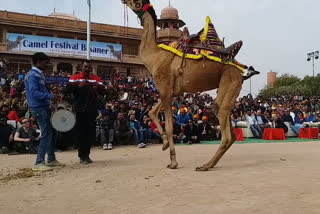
[
  {"xmin": 157, "ymin": 3, "xmax": 186, "ymax": 42},
  {"xmin": 267, "ymin": 71, "xmax": 277, "ymax": 87}
]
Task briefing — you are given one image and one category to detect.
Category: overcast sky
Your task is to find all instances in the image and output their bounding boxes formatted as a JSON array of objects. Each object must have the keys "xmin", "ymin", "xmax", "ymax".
[{"xmin": 1, "ymin": 0, "xmax": 320, "ymax": 96}]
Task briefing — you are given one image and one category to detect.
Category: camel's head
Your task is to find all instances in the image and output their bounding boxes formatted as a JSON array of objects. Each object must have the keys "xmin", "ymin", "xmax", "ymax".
[
  {"xmin": 121, "ymin": 0, "xmax": 149, "ymax": 15},
  {"xmin": 122, "ymin": 0, "xmax": 157, "ymax": 36}
]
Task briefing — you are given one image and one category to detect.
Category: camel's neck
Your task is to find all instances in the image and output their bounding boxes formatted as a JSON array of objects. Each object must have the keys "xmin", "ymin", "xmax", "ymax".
[{"xmin": 140, "ymin": 11, "xmax": 159, "ymax": 66}]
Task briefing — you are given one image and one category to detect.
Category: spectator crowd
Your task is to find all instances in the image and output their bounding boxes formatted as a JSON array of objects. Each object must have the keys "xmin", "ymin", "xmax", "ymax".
[{"xmin": 1, "ymin": 66, "xmax": 320, "ymax": 155}]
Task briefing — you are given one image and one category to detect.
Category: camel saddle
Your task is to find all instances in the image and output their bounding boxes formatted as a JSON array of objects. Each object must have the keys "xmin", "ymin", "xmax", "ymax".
[{"xmin": 158, "ymin": 16, "xmax": 243, "ymax": 65}]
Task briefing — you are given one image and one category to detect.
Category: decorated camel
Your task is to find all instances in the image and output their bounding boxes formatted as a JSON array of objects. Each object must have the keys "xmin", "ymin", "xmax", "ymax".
[{"xmin": 121, "ymin": 0, "xmax": 259, "ymax": 171}]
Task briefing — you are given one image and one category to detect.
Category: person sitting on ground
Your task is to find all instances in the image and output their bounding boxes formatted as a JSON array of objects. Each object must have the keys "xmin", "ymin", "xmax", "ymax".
[
  {"xmin": 184, "ymin": 119, "xmax": 200, "ymax": 144},
  {"xmin": 131, "ymin": 101, "xmax": 142, "ymax": 122},
  {"xmin": 100, "ymin": 103, "xmax": 116, "ymax": 122},
  {"xmin": 244, "ymin": 111, "xmax": 263, "ymax": 138},
  {"xmin": 14, "ymin": 117, "xmax": 40, "ymax": 154},
  {"xmin": 140, "ymin": 105, "xmax": 152, "ymax": 122},
  {"xmin": 141, "ymin": 115, "xmax": 161, "ymax": 144},
  {"xmin": 129, "ymin": 113, "xmax": 146, "ymax": 148},
  {"xmin": 0, "ymin": 115, "xmax": 15, "ymax": 154},
  {"xmin": 97, "ymin": 113, "xmax": 114, "ymax": 150},
  {"xmin": 198, "ymin": 116, "xmax": 216, "ymax": 141},
  {"xmin": 114, "ymin": 112, "xmax": 132, "ymax": 145},
  {"xmin": 172, "ymin": 116, "xmax": 186, "ymax": 144},
  {"xmin": 177, "ymin": 108, "xmax": 189, "ymax": 127},
  {"xmin": 8, "ymin": 104, "xmax": 20, "ymax": 123}
]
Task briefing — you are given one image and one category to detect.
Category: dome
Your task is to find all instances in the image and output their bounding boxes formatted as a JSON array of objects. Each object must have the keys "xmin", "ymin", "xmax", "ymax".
[
  {"xmin": 160, "ymin": 5, "xmax": 179, "ymax": 20},
  {"xmin": 49, "ymin": 12, "xmax": 81, "ymax": 21}
]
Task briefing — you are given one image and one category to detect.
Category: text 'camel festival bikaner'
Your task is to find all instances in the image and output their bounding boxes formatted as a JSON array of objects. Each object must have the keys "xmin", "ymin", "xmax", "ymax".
[{"xmin": 0, "ymin": 0, "xmax": 320, "ymax": 213}]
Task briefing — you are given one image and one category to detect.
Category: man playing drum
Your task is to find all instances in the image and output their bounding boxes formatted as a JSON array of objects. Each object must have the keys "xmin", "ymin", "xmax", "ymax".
[
  {"xmin": 24, "ymin": 52, "xmax": 65, "ymax": 171},
  {"xmin": 66, "ymin": 60, "xmax": 105, "ymax": 164}
]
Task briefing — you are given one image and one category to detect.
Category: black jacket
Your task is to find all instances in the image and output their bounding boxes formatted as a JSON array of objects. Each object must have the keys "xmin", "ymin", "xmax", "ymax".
[
  {"xmin": 281, "ymin": 114, "xmax": 294, "ymax": 124},
  {"xmin": 255, "ymin": 114, "xmax": 268, "ymax": 125},
  {"xmin": 275, "ymin": 119, "xmax": 288, "ymax": 133},
  {"xmin": 198, "ymin": 123, "xmax": 215, "ymax": 135},
  {"xmin": 184, "ymin": 124, "xmax": 199, "ymax": 137}
]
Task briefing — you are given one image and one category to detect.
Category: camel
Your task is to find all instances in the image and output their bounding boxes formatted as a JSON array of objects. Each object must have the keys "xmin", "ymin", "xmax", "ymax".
[{"xmin": 121, "ymin": 0, "xmax": 256, "ymax": 171}]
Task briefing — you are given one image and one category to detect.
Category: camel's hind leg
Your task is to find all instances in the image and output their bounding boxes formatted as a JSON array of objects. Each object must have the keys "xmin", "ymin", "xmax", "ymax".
[
  {"xmin": 148, "ymin": 100, "xmax": 169, "ymax": 150},
  {"xmin": 196, "ymin": 69, "xmax": 242, "ymax": 171}
]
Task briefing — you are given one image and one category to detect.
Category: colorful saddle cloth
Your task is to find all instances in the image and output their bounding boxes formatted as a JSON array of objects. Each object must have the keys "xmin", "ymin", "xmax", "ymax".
[{"xmin": 158, "ymin": 16, "xmax": 245, "ymax": 72}]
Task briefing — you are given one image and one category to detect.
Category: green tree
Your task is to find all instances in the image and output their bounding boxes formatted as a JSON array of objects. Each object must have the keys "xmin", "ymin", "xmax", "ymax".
[
  {"xmin": 274, "ymin": 74, "xmax": 300, "ymax": 87},
  {"xmin": 258, "ymin": 73, "xmax": 317, "ymax": 99}
]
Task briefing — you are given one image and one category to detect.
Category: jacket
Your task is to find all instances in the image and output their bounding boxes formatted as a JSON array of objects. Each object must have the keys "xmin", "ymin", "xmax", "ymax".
[
  {"xmin": 184, "ymin": 124, "xmax": 199, "ymax": 137},
  {"xmin": 177, "ymin": 114, "xmax": 190, "ymax": 126},
  {"xmin": 198, "ymin": 122, "xmax": 215, "ymax": 136},
  {"xmin": 281, "ymin": 114, "xmax": 294, "ymax": 124},
  {"xmin": 129, "ymin": 119, "xmax": 142, "ymax": 131},
  {"xmin": 255, "ymin": 114, "xmax": 268, "ymax": 125},
  {"xmin": 114, "ymin": 119, "xmax": 130, "ymax": 132},
  {"xmin": 24, "ymin": 67, "xmax": 53, "ymax": 109},
  {"xmin": 66, "ymin": 72, "xmax": 104, "ymax": 114}
]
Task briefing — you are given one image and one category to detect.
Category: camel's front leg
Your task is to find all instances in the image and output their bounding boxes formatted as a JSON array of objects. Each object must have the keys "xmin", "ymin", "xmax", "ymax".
[
  {"xmin": 148, "ymin": 100, "xmax": 169, "ymax": 151},
  {"xmin": 162, "ymin": 98, "xmax": 178, "ymax": 169}
]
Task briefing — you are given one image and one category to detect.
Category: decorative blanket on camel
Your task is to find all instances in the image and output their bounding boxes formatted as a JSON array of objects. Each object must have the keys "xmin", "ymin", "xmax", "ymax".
[{"xmin": 157, "ymin": 16, "xmax": 245, "ymax": 73}]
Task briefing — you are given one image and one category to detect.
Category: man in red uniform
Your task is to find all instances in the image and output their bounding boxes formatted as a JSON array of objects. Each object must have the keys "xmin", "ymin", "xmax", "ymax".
[{"xmin": 66, "ymin": 60, "xmax": 105, "ymax": 164}]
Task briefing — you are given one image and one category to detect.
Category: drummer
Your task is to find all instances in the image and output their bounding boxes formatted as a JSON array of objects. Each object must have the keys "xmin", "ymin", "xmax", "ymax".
[
  {"xmin": 24, "ymin": 52, "xmax": 66, "ymax": 171},
  {"xmin": 65, "ymin": 60, "xmax": 105, "ymax": 164}
]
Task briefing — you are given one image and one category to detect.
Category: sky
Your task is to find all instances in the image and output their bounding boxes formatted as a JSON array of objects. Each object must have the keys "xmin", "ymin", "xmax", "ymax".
[{"xmin": 1, "ymin": 0, "xmax": 320, "ymax": 97}]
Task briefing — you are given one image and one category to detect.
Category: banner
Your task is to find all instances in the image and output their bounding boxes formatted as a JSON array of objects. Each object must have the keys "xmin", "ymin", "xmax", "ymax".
[{"xmin": 7, "ymin": 33, "xmax": 122, "ymax": 61}]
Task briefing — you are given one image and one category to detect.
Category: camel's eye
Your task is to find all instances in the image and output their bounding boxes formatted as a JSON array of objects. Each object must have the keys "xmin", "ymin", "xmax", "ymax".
[
  {"xmin": 133, "ymin": 0, "xmax": 141, "ymax": 8},
  {"xmin": 135, "ymin": 3, "xmax": 141, "ymax": 8}
]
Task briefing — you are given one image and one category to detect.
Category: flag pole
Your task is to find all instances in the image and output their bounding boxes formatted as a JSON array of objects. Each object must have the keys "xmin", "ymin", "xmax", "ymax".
[{"xmin": 87, "ymin": 0, "xmax": 91, "ymax": 60}]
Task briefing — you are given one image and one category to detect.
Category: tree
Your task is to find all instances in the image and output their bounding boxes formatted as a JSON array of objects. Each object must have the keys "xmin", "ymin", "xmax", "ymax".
[
  {"xmin": 259, "ymin": 73, "xmax": 316, "ymax": 99},
  {"xmin": 274, "ymin": 74, "xmax": 300, "ymax": 87}
]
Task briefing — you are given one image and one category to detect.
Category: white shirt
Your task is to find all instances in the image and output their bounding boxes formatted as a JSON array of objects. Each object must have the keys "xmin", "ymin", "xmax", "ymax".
[
  {"xmin": 246, "ymin": 115, "xmax": 256, "ymax": 125},
  {"xmin": 0, "ymin": 78, "xmax": 5, "ymax": 85}
]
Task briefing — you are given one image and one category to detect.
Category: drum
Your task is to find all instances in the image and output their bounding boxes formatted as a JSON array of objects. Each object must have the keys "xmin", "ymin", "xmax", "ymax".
[{"xmin": 51, "ymin": 103, "xmax": 76, "ymax": 132}]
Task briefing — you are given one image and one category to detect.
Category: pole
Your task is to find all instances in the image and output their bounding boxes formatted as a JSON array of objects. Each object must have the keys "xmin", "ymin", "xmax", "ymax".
[
  {"xmin": 249, "ymin": 77, "xmax": 252, "ymax": 95},
  {"xmin": 312, "ymin": 55, "xmax": 315, "ymax": 78},
  {"xmin": 87, "ymin": 0, "xmax": 91, "ymax": 60}
]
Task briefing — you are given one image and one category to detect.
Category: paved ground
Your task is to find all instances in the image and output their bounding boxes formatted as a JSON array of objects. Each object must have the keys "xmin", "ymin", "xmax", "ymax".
[{"xmin": 1, "ymin": 141, "xmax": 320, "ymax": 214}]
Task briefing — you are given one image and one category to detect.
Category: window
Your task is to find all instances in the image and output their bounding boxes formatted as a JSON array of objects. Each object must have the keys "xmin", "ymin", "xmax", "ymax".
[
  {"xmin": 123, "ymin": 44, "xmax": 139, "ymax": 56},
  {"xmin": 97, "ymin": 66, "xmax": 114, "ymax": 80}
]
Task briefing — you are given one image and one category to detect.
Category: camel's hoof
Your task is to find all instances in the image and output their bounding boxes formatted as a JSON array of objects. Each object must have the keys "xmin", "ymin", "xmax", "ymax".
[
  {"xmin": 167, "ymin": 163, "xmax": 178, "ymax": 169},
  {"xmin": 162, "ymin": 143, "xmax": 169, "ymax": 151},
  {"xmin": 195, "ymin": 166, "xmax": 209, "ymax": 171}
]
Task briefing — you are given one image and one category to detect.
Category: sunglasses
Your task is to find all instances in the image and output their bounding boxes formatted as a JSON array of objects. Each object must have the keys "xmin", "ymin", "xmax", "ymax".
[{"xmin": 21, "ymin": 121, "xmax": 30, "ymax": 124}]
